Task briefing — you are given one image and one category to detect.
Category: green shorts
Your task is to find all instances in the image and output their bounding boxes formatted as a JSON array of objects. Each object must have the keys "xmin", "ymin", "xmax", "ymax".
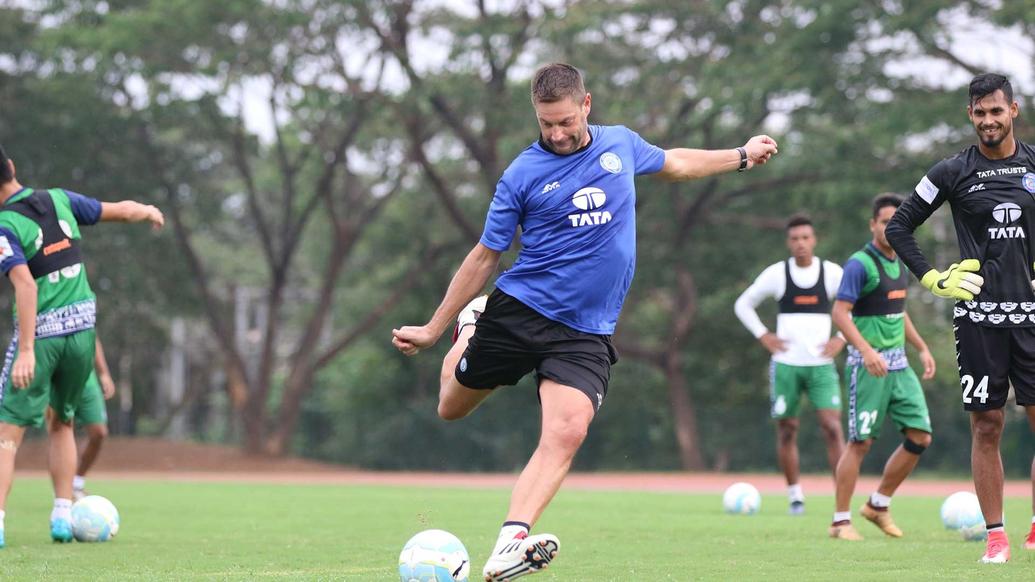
[
  {"xmin": 75, "ymin": 370, "xmax": 108, "ymax": 426},
  {"xmin": 0, "ymin": 329, "xmax": 96, "ymax": 427},
  {"xmin": 845, "ymin": 364, "xmax": 932, "ymax": 442},
  {"xmin": 769, "ymin": 362, "xmax": 841, "ymax": 419}
]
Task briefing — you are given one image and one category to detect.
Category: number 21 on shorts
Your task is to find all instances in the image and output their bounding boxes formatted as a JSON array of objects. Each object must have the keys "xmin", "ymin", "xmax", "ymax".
[{"xmin": 961, "ymin": 374, "xmax": 989, "ymax": 405}]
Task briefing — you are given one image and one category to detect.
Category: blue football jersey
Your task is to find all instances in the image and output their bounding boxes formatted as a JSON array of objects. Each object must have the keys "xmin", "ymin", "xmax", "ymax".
[{"xmin": 481, "ymin": 125, "xmax": 665, "ymax": 334}]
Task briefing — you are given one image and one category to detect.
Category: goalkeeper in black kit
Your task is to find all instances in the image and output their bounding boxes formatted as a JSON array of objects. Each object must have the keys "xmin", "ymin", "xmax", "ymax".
[{"xmin": 885, "ymin": 72, "xmax": 1035, "ymax": 565}]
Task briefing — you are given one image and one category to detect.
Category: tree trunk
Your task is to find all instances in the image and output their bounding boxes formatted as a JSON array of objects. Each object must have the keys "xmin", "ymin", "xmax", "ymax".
[{"xmin": 664, "ymin": 348, "xmax": 705, "ymax": 470}]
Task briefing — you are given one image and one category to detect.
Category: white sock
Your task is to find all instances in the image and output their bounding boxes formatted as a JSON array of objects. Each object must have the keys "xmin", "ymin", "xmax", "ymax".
[
  {"xmin": 869, "ymin": 492, "xmax": 891, "ymax": 508},
  {"xmin": 51, "ymin": 498, "xmax": 72, "ymax": 522},
  {"xmin": 0, "ymin": 509, "xmax": 5, "ymax": 528},
  {"xmin": 493, "ymin": 523, "xmax": 530, "ymax": 552},
  {"xmin": 73, "ymin": 475, "xmax": 85, "ymax": 491},
  {"xmin": 833, "ymin": 511, "xmax": 851, "ymax": 523},
  {"xmin": 788, "ymin": 484, "xmax": 804, "ymax": 503},
  {"xmin": 1031, "ymin": 516, "xmax": 1035, "ymax": 524}
]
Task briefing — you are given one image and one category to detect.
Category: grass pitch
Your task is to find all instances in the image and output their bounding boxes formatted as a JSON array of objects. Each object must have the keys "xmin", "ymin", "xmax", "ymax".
[{"xmin": 0, "ymin": 477, "xmax": 1032, "ymax": 580}]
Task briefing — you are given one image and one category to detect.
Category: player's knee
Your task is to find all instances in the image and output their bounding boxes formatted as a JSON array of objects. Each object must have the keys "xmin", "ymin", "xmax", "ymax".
[
  {"xmin": 544, "ymin": 417, "xmax": 589, "ymax": 452},
  {"xmin": 903, "ymin": 433, "xmax": 930, "ymax": 454},
  {"xmin": 849, "ymin": 439, "xmax": 872, "ymax": 454},
  {"xmin": 971, "ymin": 416, "xmax": 1003, "ymax": 443},
  {"xmin": 776, "ymin": 420, "xmax": 798, "ymax": 443},
  {"xmin": 88, "ymin": 423, "xmax": 109, "ymax": 441},
  {"xmin": 436, "ymin": 401, "xmax": 469, "ymax": 422}
]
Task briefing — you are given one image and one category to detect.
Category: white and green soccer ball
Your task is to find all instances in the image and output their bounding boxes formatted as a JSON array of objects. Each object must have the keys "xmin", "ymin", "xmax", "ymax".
[
  {"xmin": 940, "ymin": 491, "xmax": 993, "ymax": 541},
  {"xmin": 71, "ymin": 495, "xmax": 120, "ymax": 542},
  {"xmin": 723, "ymin": 482, "xmax": 761, "ymax": 515},
  {"xmin": 398, "ymin": 529, "xmax": 470, "ymax": 582}
]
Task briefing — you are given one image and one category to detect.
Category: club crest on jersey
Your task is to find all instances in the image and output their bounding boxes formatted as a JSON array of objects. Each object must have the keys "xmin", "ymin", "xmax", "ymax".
[
  {"xmin": 1011, "ymin": 314, "xmax": 1028, "ymax": 324},
  {"xmin": 1001, "ymin": 302, "xmax": 1018, "ymax": 312},
  {"xmin": 1023, "ymin": 172, "xmax": 1035, "ymax": 194},
  {"xmin": 568, "ymin": 187, "xmax": 612, "ymax": 227},
  {"xmin": 0, "ymin": 236, "xmax": 11, "ymax": 260},
  {"xmin": 599, "ymin": 152, "xmax": 622, "ymax": 174},
  {"xmin": 989, "ymin": 202, "xmax": 1025, "ymax": 239}
]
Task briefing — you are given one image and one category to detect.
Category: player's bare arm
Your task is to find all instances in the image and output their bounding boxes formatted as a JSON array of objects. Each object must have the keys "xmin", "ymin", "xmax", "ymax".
[
  {"xmin": 8, "ymin": 264, "xmax": 37, "ymax": 389},
  {"xmin": 832, "ymin": 299, "xmax": 887, "ymax": 377},
  {"xmin": 657, "ymin": 135, "xmax": 778, "ymax": 181},
  {"xmin": 903, "ymin": 312, "xmax": 935, "ymax": 380},
  {"xmin": 99, "ymin": 201, "xmax": 165, "ymax": 230},
  {"xmin": 392, "ymin": 243, "xmax": 502, "ymax": 356}
]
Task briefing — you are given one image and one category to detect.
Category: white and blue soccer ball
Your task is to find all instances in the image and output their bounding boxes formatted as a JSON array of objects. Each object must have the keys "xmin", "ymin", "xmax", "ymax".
[
  {"xmin": 723, "ymin": 482, "xmax": 761, "ymax": 515},
  {"xmin": 940, "ymin": 491, "xmax": 992, "ymax": 541},
  {"xmin": 398, "ymin": 529, "xmax": 470, "ymax": 582},
  {"xmin": 71, "ymin": 495, "xmax": 120, "ymax": 542}
]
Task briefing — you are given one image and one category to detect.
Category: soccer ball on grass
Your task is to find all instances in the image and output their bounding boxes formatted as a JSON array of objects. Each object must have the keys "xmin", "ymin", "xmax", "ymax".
[
  {"xmin": 723, "ymin": 482, "xmax": 761, "ymax": 515},
  {"xmin": 71, "ymin": 495, "xmax": 120, "ymax": 542},
  {"xmin": 398, "ymin": 529, "xmax": 470, "ymax": 582},
  {"xmin": 940, "ymin": 491, "xmax": 995, "ymax": 541}
]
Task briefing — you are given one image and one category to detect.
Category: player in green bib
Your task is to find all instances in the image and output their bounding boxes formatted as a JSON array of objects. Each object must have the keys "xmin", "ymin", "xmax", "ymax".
[
  {"xmin": 828, "ymin": 194, "xmax": 936, "ymax": 542},
  {"xmin": 0, "ymin": 145, "xmax": 163, "ymax": 546}
]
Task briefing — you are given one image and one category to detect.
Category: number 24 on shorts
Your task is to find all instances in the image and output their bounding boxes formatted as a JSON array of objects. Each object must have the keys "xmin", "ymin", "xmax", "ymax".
[{"xmin": 961, "ymin": 374, "xmax": 989, "ymax": 405}]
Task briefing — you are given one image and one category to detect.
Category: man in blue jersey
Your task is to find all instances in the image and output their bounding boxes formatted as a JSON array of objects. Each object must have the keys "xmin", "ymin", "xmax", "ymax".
[{"xmin": 392, "ymin": 63, "xmax": 778, "ymax": 581}]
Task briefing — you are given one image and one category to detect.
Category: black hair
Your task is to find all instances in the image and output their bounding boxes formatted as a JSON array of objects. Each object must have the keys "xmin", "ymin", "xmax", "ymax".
[
  {"xmin": 969, "ymin": 73, "xmax": 1013, "ymax": 107},
  {"xmin": 0, "ymin": 144, "xmax": 11, "ymax": 184},
  {"xmin": 872, "ymin": 193, "xmax": 903, "ymax": 218},
  {"xmin": 785, "ymin": 213, "xmax": 813, "ymax": 231}
]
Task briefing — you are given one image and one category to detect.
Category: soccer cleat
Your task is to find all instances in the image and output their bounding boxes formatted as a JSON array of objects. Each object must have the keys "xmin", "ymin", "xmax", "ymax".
[
  {"xmin": 1024, "ymin": 523, "xmax": 1035, "ymax": 550},
  {"xmin": 0, "ymin": 527, "xmax": 5, "ymax": 549},
  {"xmin": 482, "ymin": 532, "xmax": 560, "ymax": 581},
  {"xmin": 50, "ymin": 518, "xmax": 73, "ymax": 543},
  {"xmin": 789, "ymin": 500, "xmax": 805, "ymax": 516},
  {"xmin": 452, "ymin": 295, "xmax": 488, "ymax": 343},
  {"xmin": 860, "ymin": 502, "xmax": 903, "ymax": 537},
  {"xmin": 981, "ymin": 531, "xmax": 1010, "ymax": 564},
  {"xmin": 828, "ymin": 521, "xmax": 863, "ymax": 541}
]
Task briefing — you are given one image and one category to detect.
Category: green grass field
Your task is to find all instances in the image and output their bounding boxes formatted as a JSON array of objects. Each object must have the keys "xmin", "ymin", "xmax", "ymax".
[{"xmin": 0, "ymin": 478, "xmax": 1032, "ymax": 580}]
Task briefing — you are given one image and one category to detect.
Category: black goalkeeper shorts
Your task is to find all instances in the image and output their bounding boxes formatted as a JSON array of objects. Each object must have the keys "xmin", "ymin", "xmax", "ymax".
[
  {"xmin": 954, "ymin": 317, "xmax": 1035, "ymax": 411},
  {"xmin": 455, "ymin": 289, "xmax": 618, "ymax": 412}
]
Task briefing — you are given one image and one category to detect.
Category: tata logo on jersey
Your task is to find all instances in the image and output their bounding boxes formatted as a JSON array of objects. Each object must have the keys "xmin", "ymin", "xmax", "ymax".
[
  {"xmin": 988, "ymin": 202, "xmax": 1025, "ymax": 239},
  {"xmin": 568, "ymin": 187, "xmax": 612, "ymax": 227}
]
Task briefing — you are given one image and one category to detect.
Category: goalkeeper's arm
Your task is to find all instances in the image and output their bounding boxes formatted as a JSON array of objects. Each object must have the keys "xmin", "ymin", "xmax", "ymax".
[{"xmin": 886, "ymin": 194, "xmax": 983, "ymax": 300}]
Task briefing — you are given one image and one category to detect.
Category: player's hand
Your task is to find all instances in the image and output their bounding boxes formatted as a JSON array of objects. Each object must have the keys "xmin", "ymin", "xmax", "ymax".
[
  {"xmin": 918, "ymin": 349, "xmax": 936, "ymax": 380},
  {"xmin": 11, "ymin": 348, "xmax": 35, "ymax": 389},
  {"xmin": 920, "ymin": 259, "xmax": 983, "ymax": 301},
  {"xmin": 392, "ymin": 325, "xmax": 440, "ymax": 356},
  {"xmin": 820, "ymin": 336, "xmax": 846, "ymax": 358},
  {"xmin": 758, "ymin": 332, "xmax": 787, "ymax": 355},
  {"xmin": 862, "ymin": 347, "xmax": 888, "ymax": 378},
  {"xmin": 99, "ymin": 372, "xmax": 116, "ymax": 400},
  {"xmin": 743, "ymin": 135, "xmax": 778, "ymax": 169},
  {"xmin": 146, "ymin": 205, "xmax": 165, "ymax": 231}
]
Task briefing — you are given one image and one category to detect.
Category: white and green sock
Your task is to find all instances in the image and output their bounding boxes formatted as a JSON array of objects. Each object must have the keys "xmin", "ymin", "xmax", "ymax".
[{"xmin": 833, "ymin": 511, "xmax": 851, "ymax": 523}]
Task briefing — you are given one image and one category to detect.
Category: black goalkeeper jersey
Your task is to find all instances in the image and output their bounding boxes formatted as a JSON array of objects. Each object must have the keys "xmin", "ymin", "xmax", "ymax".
[{"xmin": 886, "ymin": 140, "xmax": 1035, "ymax": 327}]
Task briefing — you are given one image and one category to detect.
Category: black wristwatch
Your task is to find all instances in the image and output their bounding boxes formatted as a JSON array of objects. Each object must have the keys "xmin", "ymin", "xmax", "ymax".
[{"xmin": 736, "ymin": 147, "xmax": 748, "ymax": 172}]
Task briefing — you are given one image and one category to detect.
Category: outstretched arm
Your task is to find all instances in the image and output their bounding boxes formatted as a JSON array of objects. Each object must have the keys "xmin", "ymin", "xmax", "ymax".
[
  {"xmin": 656, "ymin": 135, "xmax": 778, "ymax": 181},
  {"xmin": 100, "ymin": 201, "xmax": 164, "ymax": 230},
  {"xmin": 392, "ymin": 243, "xmax": 502, "ymax": 356}
]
